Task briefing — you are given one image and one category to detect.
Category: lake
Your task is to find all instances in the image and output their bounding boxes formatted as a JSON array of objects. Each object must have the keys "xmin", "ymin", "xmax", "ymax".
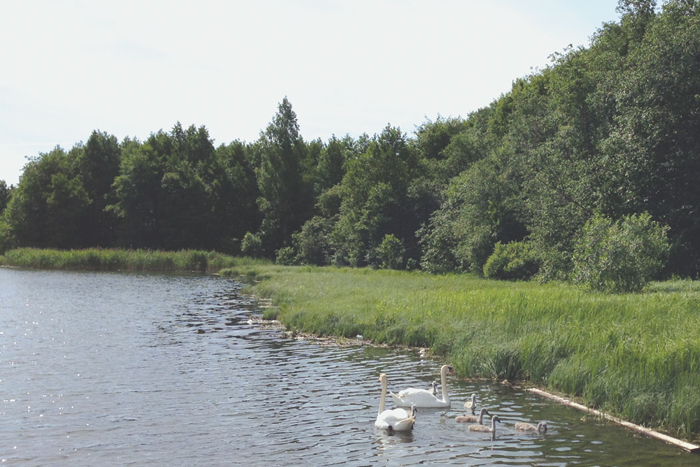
[{"xmin": 0, "ymin": 268, "xmax": 696, "ymax": 465}]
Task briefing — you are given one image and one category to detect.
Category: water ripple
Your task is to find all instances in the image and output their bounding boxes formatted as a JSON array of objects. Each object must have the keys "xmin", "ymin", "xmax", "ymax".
[{"xmin": 0, "ymin": 269, "xmax": 696, "ymax": 466}]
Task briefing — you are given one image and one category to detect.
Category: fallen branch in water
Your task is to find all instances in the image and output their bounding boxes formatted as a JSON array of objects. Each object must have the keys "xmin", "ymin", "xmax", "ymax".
[{"xmin": 527, "ymin": 388, "xmax": 700, "ymax": 454}]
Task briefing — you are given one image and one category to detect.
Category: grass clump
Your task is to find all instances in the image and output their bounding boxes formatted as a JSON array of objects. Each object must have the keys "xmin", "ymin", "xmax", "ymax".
[
  {"xmin": 0, "ymin": 247, "xmax": 270, "ymax": 273},
  {"xmin": 241, "ymin": 266, "xmax": 700, "ymax": 440}
]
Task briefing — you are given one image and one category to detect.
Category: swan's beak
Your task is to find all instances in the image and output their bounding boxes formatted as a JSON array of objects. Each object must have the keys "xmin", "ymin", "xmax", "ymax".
[{"xmin": 447, "ymin": 366, "xmax": 455, "ymax": 375}]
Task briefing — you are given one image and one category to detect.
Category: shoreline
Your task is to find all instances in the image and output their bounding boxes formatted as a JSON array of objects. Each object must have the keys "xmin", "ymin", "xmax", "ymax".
[
  {"xmin": 4, "ymin": 256, "xmax": 700, "ymax": 445},
  {"xmin": 249, "ymin": 310, "xmax": 700, "ymax": 454},
  {"xmin": 527, "ymin": 388, "xmax": 700, "ymax": 454}
]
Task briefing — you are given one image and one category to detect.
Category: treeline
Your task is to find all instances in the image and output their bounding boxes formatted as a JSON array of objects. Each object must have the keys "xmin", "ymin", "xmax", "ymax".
[{"xmin": 2, "ymin": 0, "xmax": 699, "ymax": 288}]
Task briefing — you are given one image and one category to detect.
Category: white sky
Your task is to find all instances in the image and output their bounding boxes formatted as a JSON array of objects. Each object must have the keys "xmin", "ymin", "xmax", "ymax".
[{"xmin": 0, "ymin": 0, "xmax": 621, "ymax": 186}]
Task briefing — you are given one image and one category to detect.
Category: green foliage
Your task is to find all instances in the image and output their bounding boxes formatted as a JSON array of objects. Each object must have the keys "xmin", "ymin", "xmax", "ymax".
[
  {"xmin": 413, "ymin": 115, "xmax": 467, "ymax": 161},
  {"xmin": 572, "ymin": 213, "xmax": 670, "ymax": 292},
  {"xmin": 0, "ymin": 217, "xmax": 12, "ymax": 255},
  {"xmin": 5, "ymin": 145, "xmax": 92, "ymax": 249},
  {"xmin": 330, "ymin": 125, "xmax": 422, "ymax": 267},
  {"xmin": 0, "ymin": 180, "xmax": 10, "ymax": 213},
  {"xmin": 241, "ymin": 231, "xmax": 263, "ymax": 258},
  {"xmin": 420, "ymin": 155, "xmax": 527, "ymax": 274},
  {"xmin": 376, "ymin": 234, "xmax": 405, "ymax": 270},
  {"xmin": 405, "ymin": 258, "xmax": 418, "ymax": 271},
  {"xmin": 275, "ymin": 246, "xmax": 297, "ymax": 265},
  {"xmin": 78, "ymin": 130, "xmax": 121, "ymax": 246},
  {"xmin": 157, "ymin": 123, "xmax": 219, "ymax": 250},
  {"xmin": 0, "ymin": 247, "xmax": 261, "ymax": 272},
  {"xmin": 315, "ymin": 135, "xmax": 351, "ymax": 192},
  {"xmin": 293, "ymin": 215, "xmax": 334, "ymax": 265},
  {"xmin": 213, "ymin": 140, "xmax": 260, "ymax": 254},
  {"xmin": 483, "ymin": 241, "xmax": 540, "ymax": 280},
  {"xmin": 255, "ymin": 97, "xmax": 314, "ymax": 256},
  {"xmin": 108, "ymin": 138, "xmax": 162, "ymax": 248}
]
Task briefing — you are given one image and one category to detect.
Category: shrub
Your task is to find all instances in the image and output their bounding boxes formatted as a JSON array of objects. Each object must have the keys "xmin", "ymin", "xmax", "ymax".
[
  {"xmin": 0, "ymin": 218, "xmax": 13, "ymax": 256},
  {"xmin": 406, "ymin": 258, "xmax": 418, "ymax": 271},
  {"xmin": 376, "ymin": 234, "xmax": 405, "ymax": 270},
  {"xmin": 275, "ymin": 246, "xmax": 296, "ymax": 265},
  {"xmin": 572, "ymin": 213, "xmax": 670, "ymax": 293},
  {"xmin": 483, "ymin": 241, "xmax": 540, "ymax": 280},
  {"xmin": 293, "ymin": 216, "xmax": 333, "ymax": 265},
  {"xmin": 241, "ymin": 231, "xmax": 263, "ymax": 258}
]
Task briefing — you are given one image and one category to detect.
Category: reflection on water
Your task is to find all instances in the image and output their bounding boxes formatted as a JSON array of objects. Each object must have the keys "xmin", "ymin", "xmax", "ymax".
[{"xmin": 0, "ymin": 269, "xmax": 697, "ymax": 466}]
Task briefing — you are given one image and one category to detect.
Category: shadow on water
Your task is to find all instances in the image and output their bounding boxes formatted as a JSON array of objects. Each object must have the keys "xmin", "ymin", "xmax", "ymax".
[{"xmin": 0, "ymin": 268, "xmax": 697, "ymax": 466}]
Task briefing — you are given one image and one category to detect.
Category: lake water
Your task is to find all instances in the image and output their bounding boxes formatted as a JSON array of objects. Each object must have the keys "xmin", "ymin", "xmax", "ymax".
[{"xmin": 1, "ymin": 268, "xmax": 697, "ymax": 466}]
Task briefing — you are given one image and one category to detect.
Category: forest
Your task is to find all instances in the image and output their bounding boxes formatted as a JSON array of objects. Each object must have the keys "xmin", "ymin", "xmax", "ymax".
[{"xmin": 1, "ymin": 0, "xmax": 699, "ymax": 292}]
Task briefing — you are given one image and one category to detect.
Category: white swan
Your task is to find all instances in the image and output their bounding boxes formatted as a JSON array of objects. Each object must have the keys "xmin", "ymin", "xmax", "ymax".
[
  {"xmin": 463, "ymin": 393, "xmax": 477, "ymax": 414},
  {"xmin": 390, "ymin": 365, "xmax": 454, "ymax": 408},
  {"xmin": 375, "ymin": 374, "xmax": 416, "ymax": 431},
  {"xmin": 456, "ymin": 407, "xmax": 489, "ymax": 424},
  {"xmin": 468, "ymin": 414, "xmax": 501, "ymax": 438},
  {"xmin": 515, "ymin": 421, "xmax": 548, "ymax": 433}
]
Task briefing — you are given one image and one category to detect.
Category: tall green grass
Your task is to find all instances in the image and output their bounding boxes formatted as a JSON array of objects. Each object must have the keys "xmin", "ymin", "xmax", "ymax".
[
  {"xmin": 0, "ymin": 248, "xmax": 269, "ymax": 273},
  {"xmin": 239, "ymin": 265, "xmax": 700, "ymax": 440}
]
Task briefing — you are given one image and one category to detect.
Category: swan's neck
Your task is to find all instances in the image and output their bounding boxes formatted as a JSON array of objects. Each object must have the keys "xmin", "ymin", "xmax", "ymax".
[
  {"xmin": 478, "ymin": 410, "xmax": 484, "ymax": 424},
  {"xmin": 379, "ymin": 380, "xmax": 387, "ymax": 414},
  {"xmin": 440, "ymin": 368, "xmax": 450, "ymax": 403}
]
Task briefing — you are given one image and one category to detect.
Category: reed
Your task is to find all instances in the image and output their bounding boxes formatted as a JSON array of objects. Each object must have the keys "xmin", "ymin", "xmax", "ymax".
[
  {"xmin": 230, "ymin": 265, "xmax": 700, "ymax": 440},
  {"xmin": 0, "ymin": 248, "xmax": 269, "ymax": 272},
  {"xmin": 4, "ymin": 252, "xmax": 699, "ymax": 439}
]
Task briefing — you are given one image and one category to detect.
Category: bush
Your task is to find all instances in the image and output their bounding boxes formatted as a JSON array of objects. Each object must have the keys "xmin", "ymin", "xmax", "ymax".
[
  {"xmin": 275, "ymin": 246, "xmax": 296, "ymax": 265},
  {"xmin": 483, "ymin": 241, "xmax": 540, "ymax": 280},
  {"xmin": 406, "ymin": 258, "xmax": 418, "ymax": 271},
  {"xmin": 376, "ymin": 234, "xmax": 405, "ymax": 270},
  {"xmin": 572, "ymin": 213, "xmax": 670, "ymax": 293},
  {"xmin": 241, "ymin": 232, "xmax": 262, "ymax": 258},
  {"xmin": 293, "ymin": 216, "xmax": 333, "ymax": 265},
  {"xmin": 0, "ymin": 218, "xmax": 13, "ymax": 256}
]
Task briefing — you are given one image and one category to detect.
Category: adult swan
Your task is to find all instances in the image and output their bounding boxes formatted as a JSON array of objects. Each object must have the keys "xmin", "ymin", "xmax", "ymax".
[
  {"xmin": 375, "ymin": 374, "xmax": 416, "ymax": 431},
  {"xmin": 390, "ymin": 365, "xmax": 454, "ymax": 408}
]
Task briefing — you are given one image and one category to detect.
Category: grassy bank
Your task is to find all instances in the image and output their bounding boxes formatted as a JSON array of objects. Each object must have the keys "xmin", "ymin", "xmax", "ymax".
[
  {"xmin": 221, "ymin": 264, "xmax": 700, "ymax": 441},
  {"xmin": 0, "ymin": 248, "xmax": 269, "ymax": 273},
  {"xmin": 4, "ymin": 251, "xmax": 699, "ymax": 440}
]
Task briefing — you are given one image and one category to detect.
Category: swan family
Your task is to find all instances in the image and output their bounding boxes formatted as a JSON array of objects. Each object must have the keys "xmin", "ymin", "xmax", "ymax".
[{"xmin": 375, "ymin": 365, "xmax": 549, "ymax": 439}]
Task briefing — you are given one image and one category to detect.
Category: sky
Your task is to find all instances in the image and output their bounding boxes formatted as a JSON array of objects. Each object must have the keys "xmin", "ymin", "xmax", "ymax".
[{"xmin": 0, "ymin": 0, "xmax": 622, "ymax": 187}]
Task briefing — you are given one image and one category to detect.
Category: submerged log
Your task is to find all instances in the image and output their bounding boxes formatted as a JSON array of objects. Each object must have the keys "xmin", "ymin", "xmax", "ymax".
[{"xmin": 527, "ymin": 388, "xmax": 699, "ymax": 454}]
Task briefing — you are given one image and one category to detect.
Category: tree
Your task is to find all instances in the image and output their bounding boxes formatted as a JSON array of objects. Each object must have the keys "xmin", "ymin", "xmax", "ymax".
[
  {"xmin": 76, "ymin": 130, "xmax": 121, "ymax": 246},
  {"xmin": 214, "ymin": 140, "xmax": 260, "ymax": 254},
  {"xmin": 316, "ymin": 135, "xmax": 351, "ymax": 192},
  {"xmin": 331, "ymin": 125, "xmax": 420, "ymax": 266},
  {"xmin": 0, "ymin": 180, "xmax": 10, "ymax": 214},
  {"xmin": 109, "ymin": 139, "xmax": 163, "ymax": 248},
  {"xmin": 158, "ymin": 124, "xmax": 219, "ymax": 250},
  {"xmin": 5, "ymin": 145, "xmax": 92, "ymax": 249},
  {"xmin": 420, "ymin": 154, "xmax": 526, "ymax": 274},
  {"xmin": 254, "ymin": 98, "xmax": 314, "ymax": 256},
  {"xmin": 600, "ymin": 0, "xmax": 700, "ymax": 275}
]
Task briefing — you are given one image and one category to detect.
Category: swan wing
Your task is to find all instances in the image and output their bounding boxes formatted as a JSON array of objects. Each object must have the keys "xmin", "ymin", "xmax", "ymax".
[
  {"xmin": 390, "ymin": 388, "xmax": 448, "ymax": 408},
  {"xmin": 374, "ymin": 417, "xmax": 390, "ymax": 430},
  {"xmin": 455, "ymin": 414, "xmax": 477, "ymax": 423},
  {"xmin": 376, "ymin": 408, "xmax": 414, "ymax": 431},
  {"xmin": 468, "ymin": 424, "xmax": 491, "ymax": 432}
]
